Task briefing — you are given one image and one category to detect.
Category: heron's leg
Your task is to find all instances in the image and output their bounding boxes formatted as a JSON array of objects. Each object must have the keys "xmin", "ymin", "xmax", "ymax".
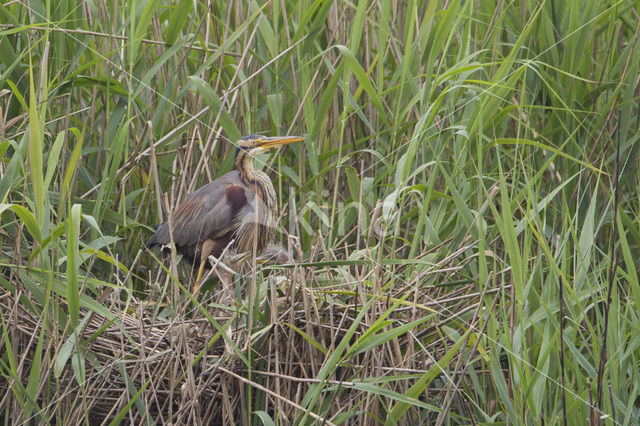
[{"xmin": 194, "ymin": 238, "xmax": 216, "ymax": 294}]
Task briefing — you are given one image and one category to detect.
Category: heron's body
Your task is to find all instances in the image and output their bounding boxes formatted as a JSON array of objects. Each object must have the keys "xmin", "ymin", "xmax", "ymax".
[
  {"xmin": 147, "ymin": 135, "xmax": 302, "ymax": 293},
  {"xmin": 147, "ymin": 169, "xmax": 276, "ymax": 262}
]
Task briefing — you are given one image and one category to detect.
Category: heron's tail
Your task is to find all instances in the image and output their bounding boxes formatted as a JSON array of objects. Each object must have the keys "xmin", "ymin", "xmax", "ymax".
[{"xmin": 146, "ymin": 222, "xmax": 168, "ymax": 249}]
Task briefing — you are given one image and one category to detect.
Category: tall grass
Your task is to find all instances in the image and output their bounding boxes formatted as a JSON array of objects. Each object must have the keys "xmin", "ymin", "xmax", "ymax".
[{"xmin": 1, "ymin": 0, "xmax": 639, "ymax": 424}]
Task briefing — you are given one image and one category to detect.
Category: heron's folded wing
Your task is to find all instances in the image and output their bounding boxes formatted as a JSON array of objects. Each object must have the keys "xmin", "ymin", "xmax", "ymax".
[{"xmin": 147, "ymin": 171, "xmax": 251, "ymax": 248}]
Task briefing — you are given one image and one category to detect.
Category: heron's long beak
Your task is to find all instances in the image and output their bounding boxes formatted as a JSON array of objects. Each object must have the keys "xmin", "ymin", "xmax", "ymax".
[
  {"xmin": 260, "ymin": 135, "xmax": 304, "ymax": 149},
  {"xmin": 228, "ymin": 251, "xmax": 252, "ymax": 265},
  {"xmin": 225, "ymin": 250, "xmax": 283, "ymax": 266}
]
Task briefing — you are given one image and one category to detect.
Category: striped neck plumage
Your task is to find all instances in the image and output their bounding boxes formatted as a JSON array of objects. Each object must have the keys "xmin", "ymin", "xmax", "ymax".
[
  {"xmin": 235, "ymin": 149, "xmax": 256, "ymax": 183},
  {"xmin": 235, "ymin": 150, "xmax": 276, "ymax": 209}
]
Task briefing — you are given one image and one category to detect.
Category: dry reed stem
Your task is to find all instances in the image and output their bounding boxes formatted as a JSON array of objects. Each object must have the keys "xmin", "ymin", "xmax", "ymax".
[{"xmin": 0, "ymin": 245, "xmax": 495, "ymax": 424}]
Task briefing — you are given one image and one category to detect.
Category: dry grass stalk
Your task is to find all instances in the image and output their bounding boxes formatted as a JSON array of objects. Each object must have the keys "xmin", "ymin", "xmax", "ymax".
[{"xmin": 0, "ymin": 243, "xmax": 489, "ymax": 424}]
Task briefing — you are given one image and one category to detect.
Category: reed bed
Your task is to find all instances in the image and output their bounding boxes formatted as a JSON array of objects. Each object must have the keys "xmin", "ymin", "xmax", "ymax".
[{"xmin": 1, "ymin": 0, "xmax": 639, "ymax": 424}]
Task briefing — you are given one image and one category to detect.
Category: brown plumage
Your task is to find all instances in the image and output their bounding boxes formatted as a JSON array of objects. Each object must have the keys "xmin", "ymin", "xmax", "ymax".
[{"xmin": 147, "ymin": 134, "xmax": 303, "ymax": 292}]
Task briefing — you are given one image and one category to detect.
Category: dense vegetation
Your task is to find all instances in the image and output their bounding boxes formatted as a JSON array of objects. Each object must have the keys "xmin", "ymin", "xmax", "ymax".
[{"xmin": 1, "ymin": 0, "xmax": 639, "ymax": 424}]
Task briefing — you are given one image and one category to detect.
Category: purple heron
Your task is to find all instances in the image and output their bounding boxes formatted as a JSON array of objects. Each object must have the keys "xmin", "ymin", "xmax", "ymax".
[{"xmin": 147, "ymin": 135, "xmax": 303, "ymax": 293}]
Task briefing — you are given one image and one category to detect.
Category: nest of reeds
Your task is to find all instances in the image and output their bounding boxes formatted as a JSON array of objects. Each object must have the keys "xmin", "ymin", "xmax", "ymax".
[{"xmin": 1, "ymin": 241, "xmax": 498, "ymax": 424}]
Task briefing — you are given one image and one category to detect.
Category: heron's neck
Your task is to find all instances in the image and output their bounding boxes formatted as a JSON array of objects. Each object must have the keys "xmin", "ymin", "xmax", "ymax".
[
  {"xmin": 235, "ymin": 151, "xmax": 277, "ymax": 212},
  {"xmin": 235, "ymin": 151, "xmax": 258, "ymax": 182}
]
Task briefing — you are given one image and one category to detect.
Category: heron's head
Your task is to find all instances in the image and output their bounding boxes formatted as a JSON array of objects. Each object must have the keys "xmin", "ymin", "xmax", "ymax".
[
  {"xmin": 235, "ymin": 134, "xmax": 304, "ymax": 158},
  {"xmin": 230, "ymin": 244, "xmax": 293, "ymax": 266},
  {"xmin": 256, "ymin": 244, "xmax": 293, "ymax": 265}
]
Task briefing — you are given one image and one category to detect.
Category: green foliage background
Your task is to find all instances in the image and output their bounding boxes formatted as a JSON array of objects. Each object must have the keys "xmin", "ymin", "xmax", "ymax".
[{"xmin": 0, "ymin": 0, "xmax": 639, "ymax": 424}]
